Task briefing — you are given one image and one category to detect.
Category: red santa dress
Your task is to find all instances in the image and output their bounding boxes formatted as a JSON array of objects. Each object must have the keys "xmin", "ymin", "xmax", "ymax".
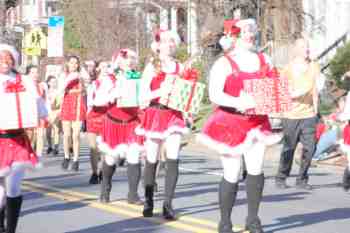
[
  {"xmin": 86, "ymin": 79, "xmax": 108, "ymax": 134},
  {"xmin": 197, "ymin": 53, "xmax": 281, "ymax": 156},
  {"xmin": 60, "ymin": 73, "xmax": 87, "ymax": 121},
  {"xmin": 136, "ymin": 62, "xmax": 188, "ymax": 139},
  {"xmin": 97, "ymin": 75, "xmax": 144, "ymax": 157}
]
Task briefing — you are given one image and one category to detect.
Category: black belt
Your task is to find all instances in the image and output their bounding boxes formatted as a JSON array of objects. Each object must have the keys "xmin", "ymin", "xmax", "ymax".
[
  {"xmin": 107, "ymin": 113, "xmax": 138, "ymax": 124},
  {"xmin": 219, "ymin": 106, "xmax": 242, "ymax": 114},
  {"xmin": 92, "ymin": 106, "xmax": 107, "ymax": 113},
  {"xmin": 0, "ymin": 131, "xmax": 25, "ymax": 138},
  {"xmin": 150, "ymin": 102, "xmax": 170, "ymax": 110}
]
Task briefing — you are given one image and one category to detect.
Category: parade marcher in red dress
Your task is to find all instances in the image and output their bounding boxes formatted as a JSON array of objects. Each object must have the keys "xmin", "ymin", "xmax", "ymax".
[
  {"xmin": 95, "ymin": 49, "xmax": 144, "ymax": 204},
  {"xmin": 338, "ymin": 92, "xmax": 350, "ymax": 191},
  {"xmin": 59, "ymin": 56, "xmax": 87, "ymax": 171},
  {"xmin": 0, "ymin": 42, "xmax": 46, "ymax": 233},
  {"xmin": 86, "ymin": 61, "xmax": 108, "ymax": 184},
  {"xmin": 136, "ymin": 29, "xmax": 189, "ymax": 220},
  {"xmin": 197, "ymin": 19, "xmax": 281, "ymax": 233}
]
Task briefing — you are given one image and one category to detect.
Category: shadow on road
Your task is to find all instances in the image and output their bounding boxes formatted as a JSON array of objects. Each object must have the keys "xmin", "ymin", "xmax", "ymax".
[
  {"xmin": 176, "ymin": 191, "xmax": 310, "ymax": 216},
  {"xmin": 21, "ymin": 200, "xmax": 90, "ymax": 217},
  {"xmin": 65, "ymin": 217, "xmax": 170, "ymax": 233},
  {"xmin": 264, "ymin": 208, "xmax": 350, "ymax": 233}
]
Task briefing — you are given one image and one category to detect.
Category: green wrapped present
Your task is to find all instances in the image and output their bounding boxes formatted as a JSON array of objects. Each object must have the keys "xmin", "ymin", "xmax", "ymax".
[
  {"xmin": 159, "ymin": 75, "xmax": 206, "ymax": 114},
  {"xmin": 117, "ymin": 70, "xmax": 141, "ymax": 108}
]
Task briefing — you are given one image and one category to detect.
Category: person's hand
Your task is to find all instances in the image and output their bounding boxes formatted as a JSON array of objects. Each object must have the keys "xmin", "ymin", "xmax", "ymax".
[
  {"xmin": 235, "ymin": 91, "xmax": 256, "ymax": 112},
  {"xmin": 160, "ymin": 82, "xmax": 173, "ymax": 96}
]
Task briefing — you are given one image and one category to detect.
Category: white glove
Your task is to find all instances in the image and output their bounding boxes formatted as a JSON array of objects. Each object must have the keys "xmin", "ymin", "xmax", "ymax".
[
  {"xmin": 235, "ymin": 91, "xmax": 256, "ymax": 113},
  {"xmin": 160, "ymin": 82, "xmax": 173, "ymax": 96},
  {"xmin": 109, "ymin": 87, "xmax": 122, "ymax": 101}
]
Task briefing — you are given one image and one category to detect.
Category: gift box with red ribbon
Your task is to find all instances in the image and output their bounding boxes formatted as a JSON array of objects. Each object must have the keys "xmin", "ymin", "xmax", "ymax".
[
  {"xmin": 159, "ymin": 69, "xmax": 206, "ymax": 114},
  {"xmin": 0, "ymin": 75, "xmax": 38, "ymax": 130},
  {"xmin": 243, "ymin": 68, "xmax": 292, "ymax": 115}
]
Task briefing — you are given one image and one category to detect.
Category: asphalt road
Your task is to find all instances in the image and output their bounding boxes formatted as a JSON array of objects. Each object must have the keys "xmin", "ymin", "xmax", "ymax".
[{"xmin": 18, "ymin": 140, "xmax": 350, "ymax": 233}]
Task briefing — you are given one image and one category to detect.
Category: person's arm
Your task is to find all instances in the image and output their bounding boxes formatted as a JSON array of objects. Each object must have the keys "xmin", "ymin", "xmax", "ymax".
[
  {"xmin": 209, "ymin": 57, "xmax": 255, "ymax": 111},
  {"xmin": 93, "ymin": 78, "xmax": 114, "ymax": 106},
  {"xmin": 138, "ymin": 63, "xmax": 161, "ymax": 107}
]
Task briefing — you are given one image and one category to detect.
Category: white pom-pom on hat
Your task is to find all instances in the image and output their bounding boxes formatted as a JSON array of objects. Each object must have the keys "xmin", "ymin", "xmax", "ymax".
[
  {"xmin": 151, "ymin": 29, "xmax": 181, "ymax": 53},
  {"xmin": 0, "ymin": 43, "xmax": 19, "ymax": 67},
  {"xmin": 219, "ymin": 35, "xmax": 234, "ymax": 52}
]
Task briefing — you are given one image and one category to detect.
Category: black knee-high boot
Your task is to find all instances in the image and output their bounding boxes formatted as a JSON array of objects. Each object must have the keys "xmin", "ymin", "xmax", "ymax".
[
  {"xmin": 343, "ymin": 166, "xmax": 350, "ymax": 191},
  {"xmin": 6, "ymin": 196, "xmax": 22, "ymax": 233},
  {"xmin": 143, "ymin": 161, "xmax": 157, "ymax": 217},
  {"xmin": 245, "ymin": 174, "xmax": 265, "ymax": 233},
  {"xmin": 100, "ymin": 162, "xmax": 116, "ymax": 203},
  {"xmin": 163, "ymin": 159, "xmax": 179, "ymax": 220},
  {"xmin": 127, "ymin": 163, "xmax": 143, "ymax": 205},
  {"xmin": 218, "ymin": 179, "xmax": 238, "ymax": 233},
  {"xmin": 0, "ymin": 206, "xmax": 5, "ymax": 232}
]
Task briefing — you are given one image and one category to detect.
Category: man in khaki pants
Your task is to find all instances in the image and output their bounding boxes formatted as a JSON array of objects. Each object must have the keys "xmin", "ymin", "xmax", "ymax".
[{"xmin": 275, "ymin": 38, "xmax": 320, "ymax": 190}]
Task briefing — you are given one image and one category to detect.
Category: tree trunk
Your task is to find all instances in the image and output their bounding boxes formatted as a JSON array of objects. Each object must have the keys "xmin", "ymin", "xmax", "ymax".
[{"xmin": 0, "ymin": 0, "xmax": 6, "ymax": 31}]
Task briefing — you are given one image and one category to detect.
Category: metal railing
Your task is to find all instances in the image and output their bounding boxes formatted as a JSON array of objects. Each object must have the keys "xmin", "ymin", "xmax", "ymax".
[{"xmin": 316, "ymin": 32, "xmax": 349, "ymax": 72}]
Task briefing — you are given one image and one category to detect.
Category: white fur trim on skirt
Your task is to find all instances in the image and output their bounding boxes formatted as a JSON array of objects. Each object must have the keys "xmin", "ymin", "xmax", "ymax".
[
  {"xmin": 196, "ymin": 128, "xmax": 282, "ymax": 157},
  {"xmin": 135, "ymin": 125, "xmax": 190, "ymax": 140},
  {"xmin": 97, "ymin": 136, "xmax": 144, "ymax": 157}
]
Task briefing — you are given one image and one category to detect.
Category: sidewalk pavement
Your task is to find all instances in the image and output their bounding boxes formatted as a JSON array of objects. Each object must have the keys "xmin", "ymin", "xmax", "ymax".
[{"xmin": 182, "ymin": 135, "xmax": 347, "ymax": 169}]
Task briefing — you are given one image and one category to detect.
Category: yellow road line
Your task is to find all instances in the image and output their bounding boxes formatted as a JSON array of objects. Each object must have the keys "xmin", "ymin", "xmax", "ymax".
[{"xmin": 22, "ymin": 181, "xmax": 246, "ymax": 233}]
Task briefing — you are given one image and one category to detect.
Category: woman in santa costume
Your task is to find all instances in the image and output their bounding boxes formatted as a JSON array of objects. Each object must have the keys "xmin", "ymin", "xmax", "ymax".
[
  {"xmin": 0, "ymin": 42, "xmax": 45, "ymax": 233},
  {"xmin": 86, "ymin": 61, "xmax": 109, "ymax": 184},
  {"xmin": 59, "ymin": 55, "xmax": 87, "ymax": 171},
  {"xmin": 337, "ymin": 92, "xmax": 350, "ymax": 191},
  {"xmin": 136, "ymin": 29, "xmax": 189, "ymax": 220},
  {"xmin": 95, "ymin": 49, "xmax": 143, "ymax": 205},
  {"xmin": 197, "ymin": 19, "xmax": 281, "ymax": 233}
]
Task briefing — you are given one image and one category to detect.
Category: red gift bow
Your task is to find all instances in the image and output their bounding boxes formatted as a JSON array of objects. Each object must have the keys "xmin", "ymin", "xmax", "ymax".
[
  {"xmin": 260, "ymin": 66, "xmax": 280, "ymax": 79},
  {"xmin": 267, "ymin": 67, "xmax": 280, "ymax": 78},
  {"xmin": 183, "ymin": 69, "xmax": 199, "ymax": 112},
  {"xmin": 156, "ymin": 72, "xmax": 166, "ymax": 82},
  {"xmin": 4, "ymin": 77, "xmax": 25, "ymax": 93},
  {"xmin": 183, "ymin": 68, "xmax": 198, "ymax": 81},
  {"xmin": 4, "ymin": 75, "xmax": 25, "ymax": 128}
]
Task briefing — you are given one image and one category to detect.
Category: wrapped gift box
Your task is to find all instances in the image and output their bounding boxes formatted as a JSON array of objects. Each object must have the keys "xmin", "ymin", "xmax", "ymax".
[
  {"xmin": 0, "ymin": 79, "xmax": 38, "ymax": 130},
  {"xmin": 116, "ymin": 71, "xmax": 141, "ymax": 108},
  {"xmin": 243, "ymin": 75, "xmax": 291, "ymax": 115},
  {"xmin": 159, "ymin": 75, "xmax": 206, "ymax": 114}
]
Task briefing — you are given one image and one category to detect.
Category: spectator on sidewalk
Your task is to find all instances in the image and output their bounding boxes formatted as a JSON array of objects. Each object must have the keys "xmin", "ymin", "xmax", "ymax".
[
  {"xmin": 312, "ymin": 99, "xmax": 345, "ymax": 162},
  {"xmin": 275, "ymin": 38, "xmax": 320, "ymax": 190},
  {"xmin": 46, "ymin": 75, "xmax": 61, "ymax": 156},
  {"xmin": 337, "ymin": 91, "xmax": 350, "ymax": 191}
]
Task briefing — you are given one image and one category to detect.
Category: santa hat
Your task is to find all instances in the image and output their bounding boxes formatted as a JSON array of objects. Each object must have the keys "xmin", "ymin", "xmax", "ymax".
[
  {"xmin": 0, "ymin": 43, "xmax": 19, "ymax": 66},
  {"xmin": 151, "ymin": 29, "xmax": 181, "ymax": 53},
  {"xmin": 219, "ymin": 20, "xmax": 241, "ymax": 51},
  {"xmin": 111, "ymin": 48, "xmax": 137, "ymax": 70}
]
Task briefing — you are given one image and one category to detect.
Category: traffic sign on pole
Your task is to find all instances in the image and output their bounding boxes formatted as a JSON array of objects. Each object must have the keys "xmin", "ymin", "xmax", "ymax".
[{"xmin": 48, "ymin": 16, "xmax": 64, "ymax": 57}]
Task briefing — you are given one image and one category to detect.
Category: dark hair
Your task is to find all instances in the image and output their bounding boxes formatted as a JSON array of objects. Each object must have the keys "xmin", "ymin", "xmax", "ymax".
[
  {"xmin": 25, "ymin": 64, "xmax": 38, "ymax": 75},
  {"xmin": 46, "ymin": 75, "xmax": 57, "ymax": 89},
  {"xmin": 64, "ymin": 55, "xmax": 81, "ymax": 73}
]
